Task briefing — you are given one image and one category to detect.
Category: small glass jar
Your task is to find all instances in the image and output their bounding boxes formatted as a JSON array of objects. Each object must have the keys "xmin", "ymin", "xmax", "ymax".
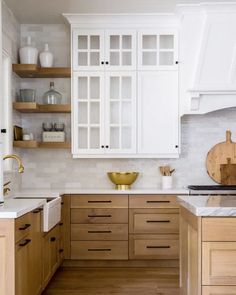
[{"xmin": 43, "ymin": 82, "xmax": 62, "ymax": 104}]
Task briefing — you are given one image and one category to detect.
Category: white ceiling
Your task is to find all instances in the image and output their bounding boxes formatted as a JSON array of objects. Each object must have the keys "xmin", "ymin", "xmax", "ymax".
[{"xmin": 5, "ymin": 0, "xmax": 177, "ymax": 24}]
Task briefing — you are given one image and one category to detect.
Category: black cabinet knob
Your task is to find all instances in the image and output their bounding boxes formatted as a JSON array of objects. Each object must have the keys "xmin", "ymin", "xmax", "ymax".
[
  {"xmin": 105, "ymin": 145, "xmax": 109, "ymax": 148},
  {"xmin": 1, "ymin": 129, "xmax": 6, "ymax": 133},
  {"xmin": 175, "ymin": 61, "xmax": 179, "ymax": 64},
  {"xmin": 50, "ymin": 237, "xmax": 56, "ymax": 242},
  {"xmin": 105, "ymin": 61, "xmax": 109, "ymax": 65},
  {"xmin": 101, "ymin": 61, "xmax": 104, "ymax": 65},
  {"xmin": 101, "ymin": 145, "xmax": 104, "ymax": 148},
  {"xmin": 175, "ymin": 145, "xmax": 179, "ymax": 148}
]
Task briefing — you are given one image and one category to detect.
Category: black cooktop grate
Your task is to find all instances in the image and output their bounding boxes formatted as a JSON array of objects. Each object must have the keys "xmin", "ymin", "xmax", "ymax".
[{"xmin": 188, "ymin": 185, "xmax": 236, "ymax": 190}]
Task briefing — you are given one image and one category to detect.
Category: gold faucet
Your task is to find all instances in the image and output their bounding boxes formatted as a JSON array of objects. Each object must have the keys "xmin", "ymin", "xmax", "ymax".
[
  {"xmin": 3, "ymin": 154, "xmax": 24, "ymax": 173},
  {"xmin": 2, "ymin": 154, "xmax": 24, "ymax": 196}
]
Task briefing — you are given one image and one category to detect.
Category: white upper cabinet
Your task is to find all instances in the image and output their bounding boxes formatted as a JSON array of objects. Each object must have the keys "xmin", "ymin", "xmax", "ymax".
[
  {"xmin": 73, "ymin": 30, "xmax": 105, "ymax": 71},
  {"xmin": 73, "ymin": 29, "xmax": 136, "ymax": 71},
  {"xmin": 138, "ymin": 30, "xmax": 178, "ymax": 70},
  {"xmin": 105, "ymin": 30, "xmax": 136, "ymax": 71},
  {"xmin": 138, "ymin": 71, "xmax": 179, "ymax": 157},
  {"xmin": 72, "ymin": 71, "xmax": 136, "ymax": 157},
  {"xmin": 105, "ymin": 72, "xmax": 136, "ymax": 154}
]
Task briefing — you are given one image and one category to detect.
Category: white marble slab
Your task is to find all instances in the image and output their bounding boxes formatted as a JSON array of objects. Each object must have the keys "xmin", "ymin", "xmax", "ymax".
[
  {"xmin": 0, "ymin": 198, "xmax": 46, "ymax": 218},
  {"xmin": 16, "ymin": 188, "xmax": 189, "ymax": 196},
  {"xmin": 178, "ymin": 195, "xmax": 236, "ymax": 216}
]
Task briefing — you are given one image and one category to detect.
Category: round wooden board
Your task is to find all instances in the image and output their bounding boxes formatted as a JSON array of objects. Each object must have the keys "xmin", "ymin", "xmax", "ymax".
[{"xmin": 206, "ymin": 131, "xmax": 236, "ymax": 184}]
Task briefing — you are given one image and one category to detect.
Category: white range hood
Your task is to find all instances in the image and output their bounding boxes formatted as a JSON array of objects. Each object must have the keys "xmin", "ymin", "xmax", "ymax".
[{"xmin": 178, "ymin": 2, "xmax": 236, "ymax": 115}]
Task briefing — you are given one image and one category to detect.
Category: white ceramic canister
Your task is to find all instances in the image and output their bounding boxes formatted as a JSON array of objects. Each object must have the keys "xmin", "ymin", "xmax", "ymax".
[
  {"xmin": 161, "ymin": 176, "xmax": 173, "ymax": 189},
  {"xmin": 19, "ymin": 36, "xmax": 38, "ymax": 64},
  {"xmin": 39, "ymin": 43, "xmax": 54, "ymax": 67}
]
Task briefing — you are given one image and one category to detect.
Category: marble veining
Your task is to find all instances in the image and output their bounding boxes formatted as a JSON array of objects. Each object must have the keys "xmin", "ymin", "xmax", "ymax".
[{"xmin": 178, "ymin": 195, "xmax": 236, "ymax": 216}]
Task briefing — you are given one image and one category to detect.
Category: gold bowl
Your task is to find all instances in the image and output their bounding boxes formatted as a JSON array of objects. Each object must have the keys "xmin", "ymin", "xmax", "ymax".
[{"xmin": 107, "ymin": 172, "xmax": 139, "ymax": 190}]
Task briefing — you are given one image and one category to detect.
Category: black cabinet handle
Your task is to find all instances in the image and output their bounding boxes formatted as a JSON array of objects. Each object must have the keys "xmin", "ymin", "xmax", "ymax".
[
  {"xmin": 105, "ymin": 61, "xmax": 109, "ymax": 65},
  {"xmin": 61, "ymin": 202, "xmax": 64, "ymax": 205},
  {"xmin": 59, "ymin": 249, "xmax": 64, "ymax": 253},
  {"xmin": 88, "ymin": 200, "xmax": 112, "ymax": 203},
  {"xmin": 101, "ymin": 145, "xmax": 104, "ymax": 148},
  {"xmin": 88, "ymin": 248, "xmax": 111, "ymax": 252},
  {"xmin": 146, "ymin": 200, "xmax": 170, "ymax": 204},
  {"xmin": 105, "ymin": 145, "xmax": 109, "ymax": 148},
  {"xmin": 146, "ymin": 220, "xmax": 170, "ymax": 223},
  {"xmin": 88, "ymin": 230, "xmax": 112, "ymax": 234},
  {"xmin": 146, "ymin": 246, "xmax": 170, "ymax": 249},
  {"xmin": 19, "ymin": 224, "xmax": 31, "ymax": 230},
  {"xmin": 33, "ymin": 208, "xmax": 43, "ymax": 214},
  {"xmin": 19, "ymin": 239, "xmax": 31, "ymax": 247},
  {"xmin": 59, "ymin": 222, "xmax": 64, "ymax": 226},
  {"xmin": 1, "ymin": 129, "xmax": 6, "ymax": 133},
  {"xmin": 50, "ymin": 237, "xmax": 56, "ymax": 242},
  {"xmin": 88, "ymin": 215, "xmax": 112, "ymax": 218},
  {"xmin": 101, "ymin": 61, "xmax": 104, "ymax": 65},
  {"xmin": 175, "ymin": 145, "xmax": 178, "ymax": 148}
]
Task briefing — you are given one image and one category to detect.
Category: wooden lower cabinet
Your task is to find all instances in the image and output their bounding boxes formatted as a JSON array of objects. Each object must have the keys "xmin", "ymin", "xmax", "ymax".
[
  {"xmin": 180, "ymin": 206, "xmax": 236, "ymax": 295},
  {"xmin": 202, "ymin": 286, "xmax": 236, "ymax": 294},
  {"xmin": 71, "ymin": 241, "xmax": 128, "ymax": 260}
]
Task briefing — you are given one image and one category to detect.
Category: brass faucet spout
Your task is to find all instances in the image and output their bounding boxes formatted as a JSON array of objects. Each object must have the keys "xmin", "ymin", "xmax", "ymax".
[{"xmin": 3, "ymin": 154, "xmax": 24, "ymax": 173}]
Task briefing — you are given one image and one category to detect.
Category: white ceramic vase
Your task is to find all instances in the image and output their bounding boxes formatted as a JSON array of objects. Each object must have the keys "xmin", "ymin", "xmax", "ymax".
[
  {"xmin": 161, "ymin": 176, "xmax": 173, "ymax": 189},
  {"xmin": 39, "ymin": 43, "xmax": 54, "ymax": 67},
  {"xmin": 19, "ymin": 36, "xmax": 38, "ymax": 64}
]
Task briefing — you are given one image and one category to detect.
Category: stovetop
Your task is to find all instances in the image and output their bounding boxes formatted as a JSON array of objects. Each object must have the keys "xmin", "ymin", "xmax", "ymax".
[{"xmin": 188, "ymin": 185, "xmax": 236, "ymax": 190}]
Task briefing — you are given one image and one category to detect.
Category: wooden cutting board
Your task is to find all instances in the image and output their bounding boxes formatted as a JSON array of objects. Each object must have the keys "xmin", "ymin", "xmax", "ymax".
[{"xmin": 206, "ymin": 130, "xmax": 236, "ymax": 184}]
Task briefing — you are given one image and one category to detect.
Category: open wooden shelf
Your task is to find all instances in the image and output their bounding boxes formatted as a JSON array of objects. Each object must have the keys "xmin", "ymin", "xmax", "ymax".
[
  {"xmin": 12, "ymin": 64, "xmax": 71, "ymax": 78},
  {"xmin": 13, "ymin": 102, "xmax": 71, "ymax": 113},
  {"xmin": 13, "ymin": 141, "xmax": 71, "ymax": 149}
]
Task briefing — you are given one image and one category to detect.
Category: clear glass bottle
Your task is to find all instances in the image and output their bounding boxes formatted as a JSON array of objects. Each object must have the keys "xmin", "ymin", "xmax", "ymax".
[{"xmin": 43, "ymin": 82, "xmax": 62, "ymax": 104}]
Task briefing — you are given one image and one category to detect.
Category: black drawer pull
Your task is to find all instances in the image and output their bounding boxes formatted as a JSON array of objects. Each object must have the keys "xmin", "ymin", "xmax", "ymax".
[
  {"xmin": 146, "ymin": 220, "xmax": 170, "ymax": 223},
  {"xmin": 146, "ymin": 246, "xmax": 170, "ymax": 249},
  {"xmin": 88, "ymin": 200, "xmax": 112, "ymax": 203},
  {"xmin": 88, "ymin": 248, "xmax": 111, "ymax": 252},
  {"xmin": 50, "ymin": 237, "xmax": 56, "ymax": 242},
  {"xmin": 146, "ymin": 200, "xmax": 170, "ymax": 203},
  {"xmin": 19, "ymin": 224, "xmax": 31, "ymax": 230},
  {"xmin": 88, "ymin": 230, "xmax": 112, "ymax": 234},
  {"xmin": 59, "ymin": 222, "xmax": 64, "ymax": 226},
  {"xmin": 61, "ymin": 202, "xmax": 64, "ymax": 205},
  {"xmin": 19, "ymin": 239, "xmax": 31, "ymax": 247},
  {"xmin": 59, "ymin": 249, "xmax": 64, "ymax": 253},
  {"xmin": 88, "ymin": 215, "xmax": 112, "ymax": 218},
  {"xmin": 33, "ymin": 208, "xmax": 43, "ymax": 214}
]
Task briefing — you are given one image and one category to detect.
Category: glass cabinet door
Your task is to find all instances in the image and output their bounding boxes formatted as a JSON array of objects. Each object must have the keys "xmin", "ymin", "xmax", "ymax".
[
  {"xmin": 105, "ymin": 30, "xmax": 136, "ymax": 71},
  {"xmin": 73, "ymin": 72, "xmax": 105, "ymax": 155},
  {"xmin": 73, "ymin": 30, "xmax": 105, "ymax": 71},
  {"xmin": 105, "ymin": 72, "xmax": 136, "ymax": 154},
  {"xmin": 138, "ymin": 30, "xmax": 178, "ymax": 70}
]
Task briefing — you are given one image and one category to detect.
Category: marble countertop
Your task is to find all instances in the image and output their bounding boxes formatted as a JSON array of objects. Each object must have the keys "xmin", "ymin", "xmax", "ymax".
[
  {"xmin": 16, "ymin": 188, "xmax": 189, "ymax": 195},
  {"xmin": 0, "ymin": 198, "xmax": 46, "ymax": 218},
  {"xmin": 178, "ymin": 195, "xmax": 236, "ymax": 216}
]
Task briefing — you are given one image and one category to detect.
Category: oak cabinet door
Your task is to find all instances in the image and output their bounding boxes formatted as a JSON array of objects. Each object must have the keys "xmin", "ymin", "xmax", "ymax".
[{"xmin": 202, "ymin": 242, "xmax": 236, "ymax": 285}]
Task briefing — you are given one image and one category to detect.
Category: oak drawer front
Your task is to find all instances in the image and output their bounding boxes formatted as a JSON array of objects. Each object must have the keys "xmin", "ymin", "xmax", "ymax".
[
  {"xmin": 71, "ymin": 208, "xmax": 128, "ymax": 224},
  {"xmin": 71, "ymin": 241, "xmax": 128, "ymax": 260},
  {"xmin": 202, "ymin": 286, "xmax": 236, "ymax": 295},
  {"xmin": 71, "ymin": 224, "xmax": 128, "ymax": 241},
  {"xmin": 129, "ymin": 195, "xmax": 178, "ymax": 209},
  {"xmin": 130, "ymin": 211, "xmax": 179, "ymax": 234},
  {"xmin": 202, "ymin": 242, "xmax": 236, "ymax": 285},
  {"xmin": 129, "ymin": 235, "xmax": 179, "ymax": 260},
  {"xmin": 15, "ymin": 213, "xmax": 31, "ymax": 243},
  {"xmin": 71, "ymin": 195, "xmax": 128, "ymax": 208},
  {"xmin": 202, "ymin": 218, "xmax": 236, "ymax": 241}
]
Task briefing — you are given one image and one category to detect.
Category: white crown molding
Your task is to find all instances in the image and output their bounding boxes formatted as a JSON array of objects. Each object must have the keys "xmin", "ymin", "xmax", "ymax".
[
  {"xmin": 177, "ymin": 2, "xmax": 236, "ymax": 14},
  {"xmin": 63, "ymin": 13, "xmax": 180, "ymax": 27}
]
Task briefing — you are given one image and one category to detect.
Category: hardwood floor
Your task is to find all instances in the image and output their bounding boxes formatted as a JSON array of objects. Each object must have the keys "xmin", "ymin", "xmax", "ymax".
[{"xmin": 43, "ymin": 267, "xmax": 179, "ymax": 295}]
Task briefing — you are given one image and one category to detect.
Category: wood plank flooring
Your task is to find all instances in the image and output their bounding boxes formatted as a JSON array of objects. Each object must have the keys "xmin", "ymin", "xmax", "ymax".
[{"xmin": 43, "ymin": 267, "xmax": 179, "ymax": 295}]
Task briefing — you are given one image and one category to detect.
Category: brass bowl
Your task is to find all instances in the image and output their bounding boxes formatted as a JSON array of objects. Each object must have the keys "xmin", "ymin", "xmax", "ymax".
[{"xmin": 107, "ymin": 172, "xmax": 139, "ymax": 190}]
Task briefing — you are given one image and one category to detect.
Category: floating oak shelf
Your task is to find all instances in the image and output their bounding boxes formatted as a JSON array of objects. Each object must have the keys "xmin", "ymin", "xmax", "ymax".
[
  {"xmin": 13, "ymin": 141, "xmax": 71, "ymax": 149},
  {"xmin": 13, "ymin": 102, "xmax": 71, "ymax": 113},
  {"xmin": 12, "ymin": 64, "xmax": 71, "ymax": 78}
]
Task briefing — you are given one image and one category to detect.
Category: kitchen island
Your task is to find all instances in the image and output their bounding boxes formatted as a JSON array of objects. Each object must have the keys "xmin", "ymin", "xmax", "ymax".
[{"xmin": 178, "ymin": 195, "xmax": 236, "ymax": 295}]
